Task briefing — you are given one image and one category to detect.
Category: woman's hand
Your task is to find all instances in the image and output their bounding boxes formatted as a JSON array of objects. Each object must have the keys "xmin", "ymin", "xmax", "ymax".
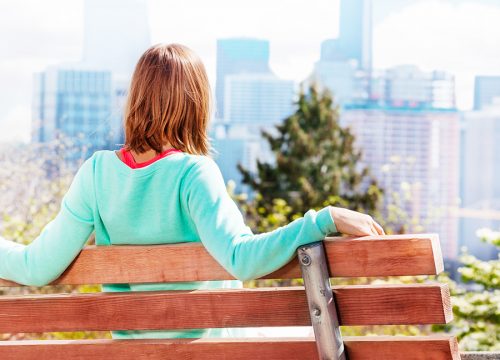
[{"xmin": 329, "ymin": 206, "xmax": 385, "ymax": 236}]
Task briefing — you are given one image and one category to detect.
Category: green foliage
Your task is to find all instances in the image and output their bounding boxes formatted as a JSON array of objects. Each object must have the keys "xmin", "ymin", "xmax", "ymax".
[
  {"xmin": 237, "ymin": 85, "xmax": 383, "ymax": 230},
  {"xmin": 438, "ymin": 230, "xmax": 500, "ymax": 351}
]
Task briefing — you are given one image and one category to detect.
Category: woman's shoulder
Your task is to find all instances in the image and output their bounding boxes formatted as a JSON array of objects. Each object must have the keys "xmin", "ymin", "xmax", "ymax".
[
  {"xmin": 167, "ymin": 153, "xmax": 224, "ymax": 191},
  {"xmin": 183, "ymin": 154, "xmax": 221, "ymax": 174}
]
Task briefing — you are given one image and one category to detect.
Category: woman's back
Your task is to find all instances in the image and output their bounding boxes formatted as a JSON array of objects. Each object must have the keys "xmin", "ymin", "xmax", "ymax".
[
  {"xmin": 94, "ymin": 150, "xmax": 201, "ymax": 247},
  {"xmin": 90, "ymin": 150, "xmax": 243, "ymax": 338}
]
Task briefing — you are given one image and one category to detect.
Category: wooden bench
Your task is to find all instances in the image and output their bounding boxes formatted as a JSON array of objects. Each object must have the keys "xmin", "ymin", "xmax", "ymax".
[{"xmin": 0, "ymin": 234, "xmax": 461, "ymax": 359}]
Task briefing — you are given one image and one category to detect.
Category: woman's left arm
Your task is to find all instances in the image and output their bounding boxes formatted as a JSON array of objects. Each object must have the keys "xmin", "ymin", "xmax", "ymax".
[{"xmin": 0, "ymin": 156, "xmax": 96, "ymax": 286}]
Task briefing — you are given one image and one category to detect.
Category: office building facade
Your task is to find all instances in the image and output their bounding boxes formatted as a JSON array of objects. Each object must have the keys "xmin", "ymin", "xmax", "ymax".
[
  {"xmin": 341, "ymin": 107, "xmax": 460, "ymax": 259},
  {"xmin": 460, "ymin": 107, "xmax": 500, "ymax": 259},
  {"xmin": 32, "ymin": 67, "xmax": 122, "ymax": 159},
  {"xmin": 474, "ymin": 76, "xmax": 500, "ymax": 110},
  {"xmin": 215, "ymin": 38, "xmax": 271, "ymax": 120}
]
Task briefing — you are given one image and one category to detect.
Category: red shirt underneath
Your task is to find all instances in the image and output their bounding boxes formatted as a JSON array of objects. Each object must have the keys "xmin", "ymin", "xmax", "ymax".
[{"xmin": 120, "ymin": 148, "xmax": 182, "ymax": 169}]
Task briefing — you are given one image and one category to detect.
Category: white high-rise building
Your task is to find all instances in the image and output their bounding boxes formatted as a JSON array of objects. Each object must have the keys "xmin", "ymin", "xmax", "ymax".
[
  {"xmin": 341, "ymin": 108, "xmax": 460, "ymax": 259},
  {"xmin": 32, "ymin": 0, "xmax": 151, "ymax": 158},
  {"xmin": 310, "ymin": 60, "xmax": 455, "ymax": 110},
  {"xmin": 32, "ymin": 66, "xmax": 120, "ymax": 159},
  {"xmin": 460, "ymin": 104, "xmax": 500, "ymax": 259},
  {"xmin": 474, "ymin": 76, "xmax": 500, "ymax": 110},
  {"xmin": 384, "ymin": 66, "xmax": 455, "ymax": 110},
  {"xmin": 310, "ymin": 54, "xmax": 369, "ymax": 106},
  {"xmin": 212, "ymin": 74, "xmax": 295, "ymax": 191},
  {"xmin": 215, "ymin": 38, "xmax": 271, "ymax": 120},
  {"xmin": 224, "ymin": 74, "xmax": 294, "ymax": 124}
]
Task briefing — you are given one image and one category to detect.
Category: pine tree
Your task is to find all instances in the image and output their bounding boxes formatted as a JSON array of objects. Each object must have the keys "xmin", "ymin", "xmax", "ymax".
[{"xmin": 238, "ymin": 85, "xmax": 383, "ymax": 230}]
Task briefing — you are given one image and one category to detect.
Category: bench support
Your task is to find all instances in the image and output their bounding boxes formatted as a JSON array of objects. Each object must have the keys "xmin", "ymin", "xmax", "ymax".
[{"xmin": 298, "ymin": 241, "xmax": 347, "ymax": 360}]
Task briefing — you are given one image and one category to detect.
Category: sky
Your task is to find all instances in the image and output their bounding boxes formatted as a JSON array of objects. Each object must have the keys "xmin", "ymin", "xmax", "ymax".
[{"xmin": 1, "ymin": 0, "xmax": 500, "ymax": 143}]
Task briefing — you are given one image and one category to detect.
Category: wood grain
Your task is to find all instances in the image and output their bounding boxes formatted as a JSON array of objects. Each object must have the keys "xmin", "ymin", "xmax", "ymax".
[
  {"xmin": 0, "ymin": 336, "xmax": 460, "ymax": 360},
  {"xmin": 0, "ymin": 284, "xmax": 451, "ymax": 332},
  {"xmin": 0, "ymin": 234, "xmax": 444, "ymax": 286},
  {"xmin": 343, "ymin": 335, "xmax": 461, "ymax": 360}
]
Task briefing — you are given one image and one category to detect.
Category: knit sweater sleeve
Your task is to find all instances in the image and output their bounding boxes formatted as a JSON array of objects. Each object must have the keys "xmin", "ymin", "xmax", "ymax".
[
  {"xmin": 0, "ymin": 156, "xmax": 96, "ymax": 286},
  {"xmin": 181, "ymin": 157, "xmax": 337, "ymax": 281}
]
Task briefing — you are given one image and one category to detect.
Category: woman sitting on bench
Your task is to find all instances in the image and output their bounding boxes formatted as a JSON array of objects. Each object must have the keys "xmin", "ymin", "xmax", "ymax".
[{"xmin": 0, "ymin": 43, "xmax": 384, "ymax": 339}]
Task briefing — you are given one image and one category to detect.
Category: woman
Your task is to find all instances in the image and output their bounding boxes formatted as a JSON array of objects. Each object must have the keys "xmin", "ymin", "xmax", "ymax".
[{"xmin": 0, "ymin": 43, "xmax": 384, "ymax": 338}]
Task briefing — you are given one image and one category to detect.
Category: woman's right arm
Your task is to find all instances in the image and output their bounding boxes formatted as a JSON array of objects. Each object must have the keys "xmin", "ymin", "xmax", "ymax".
[{"xmin": 182, "ymin": 157, "xmax": 383, "ymax": 282}]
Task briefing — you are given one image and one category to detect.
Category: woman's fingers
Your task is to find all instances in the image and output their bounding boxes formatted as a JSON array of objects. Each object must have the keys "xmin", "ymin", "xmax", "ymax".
[
  {"xmin": 373, "ymin": 221, "xmax": 385, "ymax": 235},
  {"xmin": 329, "ymin": 206, "xmax": 386, "ymax": 236}
]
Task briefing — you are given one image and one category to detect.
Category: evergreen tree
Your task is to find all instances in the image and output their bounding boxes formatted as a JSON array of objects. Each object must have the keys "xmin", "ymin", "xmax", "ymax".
[{"xmin": 238, "ymin": 85, "xmax": 383, "ymax": 230}]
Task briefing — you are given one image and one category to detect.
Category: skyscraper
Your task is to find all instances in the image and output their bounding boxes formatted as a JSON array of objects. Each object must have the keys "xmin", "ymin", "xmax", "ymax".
[
  {"xmin": 460, "ymin": 106, "xmax": 500, "ymax": 260},
  {"xmin": 212, "ymin": 38, "xmax": 295, "ymax": 191},
  {"xmin": 83, "ymin": 0, "xmax": 151, "ymax": 75},
  {"xmin": 311, "ymin": 62, "xmax": 455, "ymax": 109},
  {"xmin": 32, "ymin": 67, "xmax": 119, "ymax": 159},
  {"xmin": 215, "ymin": 38, "xmax": 271, "ymax": 120},
  {"xmin": 322, "ymin": 0, "xmax": 372, "ymax": 69},
  {"xmin": 384, "ymin": 66, "xmax": 455, "ymax": 110},
  {"xmin": 338, "ymin": 0, "xmax": 372, "ymax": 69},
  {"xmin": 341, "ymin": 107, "xmax": 460, "ymax": 260},
  {"xmin": 223, "ymin": 74, "xmax": 294, "ymax": 124},
  {"xmin": 308, "ymin": 0, "xmax": 373, "ymax": 106},
  {"xmin": 32, "ymin": 0, "xmax": 151, "ymax": 159},
  {"xmin": 310, "ymin": 52, "xmax": 369, "ymax": 106},
  {"xmin": 474, "ymin": 76, "xmax": 500, "ymax": 110}
]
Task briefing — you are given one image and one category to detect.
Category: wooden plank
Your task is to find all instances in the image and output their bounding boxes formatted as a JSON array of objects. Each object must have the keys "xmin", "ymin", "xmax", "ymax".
[
  {"xmin": 325, "ymin": 234, "xmax": 444, "ymax": 277},
  {"xmin": 344, "ymin": 336, "xmax": 461, "ymax": 360},
  {"xmin": 0, "ymin": 234, "xmax": 444, "ymax": 286},
  {"xmin": 0, "ymin": 284, "xmax": 451, "ymax": 333},
  {"xmin": 0, "ymin": 336, "xmax": 460, "ymax": 360},
  {"xmin": 335, "ymin": 283, "xmax": 453, "ymax": 326}
]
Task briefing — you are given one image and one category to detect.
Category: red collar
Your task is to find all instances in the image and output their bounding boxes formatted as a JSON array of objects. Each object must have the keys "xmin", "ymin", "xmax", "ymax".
[{"xmin": 120, "ymin": 148, "xmax": 181, "ymax": 169}]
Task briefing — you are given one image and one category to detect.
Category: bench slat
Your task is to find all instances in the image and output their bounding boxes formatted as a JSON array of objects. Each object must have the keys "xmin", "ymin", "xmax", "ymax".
[
  {"xmin": 0, "ymin": 284, "xmax": 451, "ymax": 332},
  {"xmin": 0, "ymin": 234, "xmax": 444, "ymax": 286},
  {"xmin": 0, "ymin": 336, "xmax": 460, "ymax": 360}
]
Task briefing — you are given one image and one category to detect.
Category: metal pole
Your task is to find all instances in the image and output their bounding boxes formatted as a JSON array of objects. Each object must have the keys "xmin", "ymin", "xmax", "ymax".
[{"xmin": 298, "ymin": 241, "xmax": 347, "ymax": 360}]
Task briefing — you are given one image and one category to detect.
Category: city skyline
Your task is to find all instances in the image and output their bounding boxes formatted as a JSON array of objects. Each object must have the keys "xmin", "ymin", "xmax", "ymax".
[
  {"xmin": 2, "ymin": 0, "xmax": 500, "ymax": 142},
  {"xmin": 5, "ymin": 0, "xmax": 500, "ymax": 261}
]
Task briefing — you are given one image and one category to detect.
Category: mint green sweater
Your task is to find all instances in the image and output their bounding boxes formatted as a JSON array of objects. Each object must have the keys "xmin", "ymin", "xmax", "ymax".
[{"xmin": 0, "ymin": 150, "xmax": 336, "ymax": 338}]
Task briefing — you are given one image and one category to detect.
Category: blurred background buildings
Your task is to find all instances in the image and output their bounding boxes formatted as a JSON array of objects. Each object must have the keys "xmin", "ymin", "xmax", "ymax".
[
  {"xmin": 20, "ymin": 0, "xmax": 500, "ymax": 263},
  {"xmin": 31, "ymin": 0, "xmax": 150, "ymax": 158}
]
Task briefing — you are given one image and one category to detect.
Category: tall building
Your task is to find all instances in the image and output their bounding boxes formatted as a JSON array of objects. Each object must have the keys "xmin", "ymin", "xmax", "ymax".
[
  {"xmin": 460, "ymin": 105, "xmax": 500, "ymax": 259},
  {"xmin": 224, "ymin": 74, "xmax": 294, "ymax": 124},
  {"xmin": 337, "ymin": 0, "xmax": 372, "ymax": 69},
  {"xmin": 212, "ymin": 73, "xmax": 295, "ymax": 191},
  {"xmin": 474, "ymin": 76, "xmax": 500, "ymax": 110},
  {"xmin": 309, "ymin": 38, "xmax": 370, "ymax": 105},
  {"xmin": 322, "ymin": 0, "xmax": 372, "ymax": 69},
  {"xmin": 383, "ymin": 66, "xmax": 455, "ymax": 110},
  {"xmin": 32, "ymin": 67, "xmax": 122, "ymax": 159},
  {"xmin": 212, "ymin": 38, "xmax": 296, "ymax": 190},
  {"xmin": 32, "ymin": 0, "xmax": 151, "ymax": 158},
  {"xmin": 215, "ymin": 38, "xmax": 271, "ymax": 119},
  {"xmin": 309, "ymin": 0, "xmax": 372, "ymax": 104},
  {"xmin": 311, "ymin": 62, "xmax": 455, "ymax": 109},
  {"xmin": 341, "ymin": 107, "xmax": 460, "ymax": 259},
  {"xmin": 83, "ymin": 0, "xmax": 151, "ymax": 75}
]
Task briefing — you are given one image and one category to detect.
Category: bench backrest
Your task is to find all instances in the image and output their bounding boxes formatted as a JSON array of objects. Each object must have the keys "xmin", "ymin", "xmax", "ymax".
[{"xmin": 0, "ymin": 234, "xmax": 461, "ymax": 360}]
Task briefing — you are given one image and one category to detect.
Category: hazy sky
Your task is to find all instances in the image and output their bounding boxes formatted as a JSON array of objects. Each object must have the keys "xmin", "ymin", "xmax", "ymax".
[{"xmin": 1, "ymin": 0, "xmax": 500, "ymax": 142}]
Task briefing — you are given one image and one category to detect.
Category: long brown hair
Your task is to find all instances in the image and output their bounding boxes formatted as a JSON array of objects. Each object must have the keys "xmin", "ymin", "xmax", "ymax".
[{"xmin": 124, "ymin": 43, "xmax": 211, "ymax": 155}]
